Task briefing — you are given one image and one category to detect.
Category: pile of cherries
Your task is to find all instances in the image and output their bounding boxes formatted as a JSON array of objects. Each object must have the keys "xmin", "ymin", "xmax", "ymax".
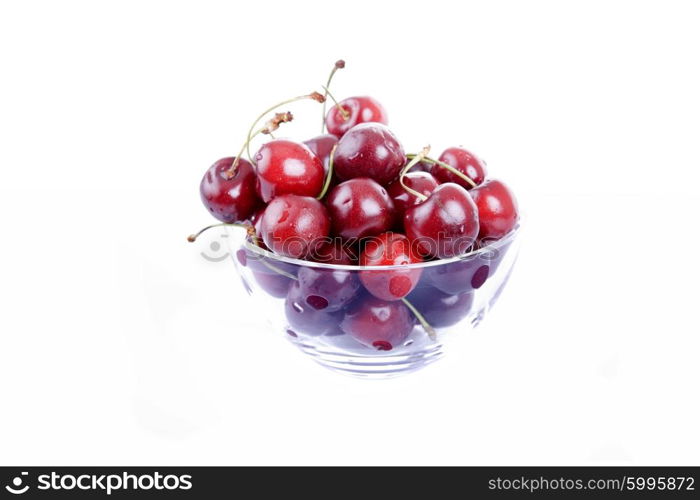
[{"xmin": 193, "ymin": 61, "xmax": 519, "ymax": 352}]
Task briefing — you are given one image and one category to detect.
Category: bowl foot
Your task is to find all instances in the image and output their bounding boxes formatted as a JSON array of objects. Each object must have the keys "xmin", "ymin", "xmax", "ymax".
[{"xmin": 293, "ymin": 339, "xmax": 445, "ymax": 379}]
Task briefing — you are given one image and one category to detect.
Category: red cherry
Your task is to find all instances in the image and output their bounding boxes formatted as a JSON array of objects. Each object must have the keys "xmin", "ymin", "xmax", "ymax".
[
  {"xmin": 387, "ymin": 172, "xmax": 439, "ymax": 219},
  {"xmin": 254, "ymin": 139, "xmax": 324, "ymax": 202},
  {"xmin": 403, "ymin": 183, "xmax": 479, "ymax": 258},
  {"xmin": 286, "ymin": 281, "xmax": 342, "ymax": 336},
  {"xmin": 359, "ymin": 232, "xmax": 423, "ymax": 301},
  {"xmin": 303, "ymin": 134, "xmax": 338, "ymax": 170},
  {"xmin": 325, "ymin": 96, "xmax": 388, "ymax": 138},
  {"xmin": 333, "ymin": 123, "xmax": 406, "ymax": 185},
  {"xmin": 259, "ymin": 195, "xmax": 330, "ymax": 259},
  {"xmin": 200, "ymin": 157, "xmax": 261, "ymax": 223},
  {"xmin": 470, "ymin": 179, "xmax": 519, "ymax": 240},
  {"xmin": 326, "ymin": 178, "xmax": 395, "ymax": 240},
  {"xmin": 340, "ymin": 294, "xmax": 415, "ymax": 351},
  {"xmin": 432, "ymin": 147, "xmax": 487, "ymax": 189},
  {"xmin": 406, "ymin": 286, "xmax": 474, "ymax": 328},
  {"xmin": 309, "ymin": 240, "xmax": 357, "ymax": 265}
]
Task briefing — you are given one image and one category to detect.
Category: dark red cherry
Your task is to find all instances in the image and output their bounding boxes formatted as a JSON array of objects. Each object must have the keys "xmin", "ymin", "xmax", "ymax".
[
  {"xmin": 254, "ymin": 139, "xmax": 324, "ymax": 202},
  {"xmin": 432, "ymin": 147, "xmax": 487, "ymax": 189},
  {"xmin": 297, "ymin": 242, "xmax": 360, "ymax": 312},
  {"xmin": 427, "ymin": 256, "xmax": 491, "ymax": 295},
  {"xmin": 406, "ymin": 286, "xmax": 474, "ymax": 328},
  {"xmin": 470, "ymin": 179, "xmax": 519, "ymax": 240},
  {"xmin": 404, "ymin": 183, "xmax": 479, "ymax": 258},
  {"xmin": 309, "ymin": 240, "xmax": 357, "ymax": 265},
  {"xmin": 200, "ymin": 157, "xmax": 261, "ymax": 223},
  {"xmin": 253, "ymin": 271, "xmax": 292, "ymax": 298},
  {"xmin": 326, "ymin": 178, "xmax": 395, "ymax": 240},
  {"xmin": 325, "ymin": 96, "xmax": 388, "ymax": 138},
  {"xmin": 340, "ymin": 295, "xmax": 415, "ymax": 351},
  {"xmin": 333, "ymin": 123, "xmax": 406, "ymax": 185},
  {"xmin": 285, "ymin": 281, "xmax": 342, "ymax": 336},
  {"xmin": 387, "ymin": 172, "xmax": 439, "ymax": 219},
  {"xmin": 259, "ymin": 195, "xmax": 330, "ymax": 259},
  {"xmin": 359, "ymin": 232, "xmax": 422, "ymax": 301},
  {"xmin": 303, "ymin": 134, "xmax": 338, "ymax": 170}
]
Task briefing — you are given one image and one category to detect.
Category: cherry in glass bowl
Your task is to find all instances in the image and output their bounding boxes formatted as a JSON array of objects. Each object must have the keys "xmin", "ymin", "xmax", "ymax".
[{"xmin": 227, "ymin": 225, "xmax": 521, "ymax": 379}]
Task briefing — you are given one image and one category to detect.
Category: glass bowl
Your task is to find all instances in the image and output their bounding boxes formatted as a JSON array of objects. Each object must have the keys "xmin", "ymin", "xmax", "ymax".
[{"xmin": 227, "ymin": 225, "xmax": 521, "ymax": 379}]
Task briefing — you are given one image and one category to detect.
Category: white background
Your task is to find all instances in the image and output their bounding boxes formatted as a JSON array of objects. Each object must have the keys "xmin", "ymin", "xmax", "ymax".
[{"xmin": 1, "ymin": 0, "xmax": 699, "ymax": 465}]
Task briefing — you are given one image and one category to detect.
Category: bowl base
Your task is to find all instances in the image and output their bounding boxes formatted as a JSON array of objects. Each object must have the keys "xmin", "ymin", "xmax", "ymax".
[{"xmin": 293, "ymin": 338, "xmax": 445, "ymax": 379}]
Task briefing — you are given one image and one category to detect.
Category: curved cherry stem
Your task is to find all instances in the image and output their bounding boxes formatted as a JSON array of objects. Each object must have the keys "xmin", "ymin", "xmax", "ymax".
[
  {"xmin": 321, "ymin": 86, "xmax": 349, "ymax": 121},
  {"xmin": 401, "ymin": 298, "xmax": 437, "ymax": 340},
  {"xmin": 321, "ymin": 60, "xmax": 346, "ymax": 133},
  {"xmin": 399, "ymin": 146, "xmax": 431, "ymax": 202},
  {"xmin": 406, "ymin": 153, "xmax": 477, "ymax": 188},
  {"xmin": 187, "ymin": 223, "xmax": 297, "ymax": 280},
  {"xmin": 245, "ymin": 92, "xmax": 325, "ymax": 166},
  {"xmin": 316, "ymin": 143, "xmax": 338, "ymax": 200},
  {"xmin": 223, "ymin": 92, "xmax": 325, "ymax": 178}
]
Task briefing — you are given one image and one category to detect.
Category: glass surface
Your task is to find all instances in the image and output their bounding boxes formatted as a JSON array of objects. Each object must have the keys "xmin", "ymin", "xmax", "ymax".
[{"xmin": 227, "ymin": 225, "xmax": 521, "ymax": 378}]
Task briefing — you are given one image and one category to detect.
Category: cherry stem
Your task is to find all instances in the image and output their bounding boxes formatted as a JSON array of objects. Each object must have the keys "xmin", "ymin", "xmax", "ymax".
[
  {"xmin": 187, "ymin": 222, "xmax": 254, "ymax": 243},
  {"xmin": 187, "ymin": 223, "xmax": 297, "ymax": 281},
  {"xmin": 223, "ymin": 92, "xmax": 324, "ymax": 178},
  {"xmin": 399, "ymin": 146, "xmax": 431, "ymax": 201},
  {"xmin": 321, "ymin": 60, "xmax": 346, "ymax": 133},
  {"xmin": 407, "ymin": 154, "xmax": 477, "ymax": 188},
  {"xmin": 316, "ymin": 143, "xmax": 338, "ymax": 200},
  {"xmin": 322, "ymin": 86, "xmax": 350, "ymax": 121},
  {"xmin": 401, "ymin": 298, "xmax": 437, "ymax": 340},
  {"xmin": 245, "ymin": 93, "xmax": 325, "ymax": 166}
]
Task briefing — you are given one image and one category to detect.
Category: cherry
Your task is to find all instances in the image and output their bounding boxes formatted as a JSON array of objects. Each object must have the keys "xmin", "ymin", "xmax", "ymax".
[
  {"xmin": 427, "ymin": 256, "xmax": 491, "ymax": 295},
  {"xmin": 325, "ymin": 96, "xmax": 388, "ymax": 138},
  {"xmin": 359, "ymin": 232, "xmax": 422, "ymax": 301},
  {"xmin": 285, "ymin": 281, "xmax": 342, "ymax": 336},
  {"xmin": 404, "ymin": 183, "xmax": 480, "ymax": 258},
  {"xmin": 303, "ymin": 134, "xmax": 338, "ymax": 171},
  {"xmin": 297, "ymin": 242, "xmax": 360, "ymax": 312},
  {"xmin": 406, "ymin": 286, "xmax": 474, "ymax": 328},
  {"xmin": 431, "ymin": 147, "xmax": 487, "ymax": 189},
  {"xmin": 333, "ymin": 123, "xmax": 406, "ymax": 185},
  {"xmin": 470, "ymin": 179, "xmax": 519, "ymax": 240},
  {"xmin": 309, "ymin": 240, "xmax": 357, "ymax": 264},
  {"xmin": 340, "ymin": 294, "xmax": 415, "ymax": 351},
  {"xmin": 387, "ymin": 172, "xmax": 438, "ymax": 219},
  {"xmin": 254, "ymin": 139, "xmax": 325, "ymax": 202},
  {"xmin": 259, "ymin": 195, "xmax": 330, "ymax": 259},
  {"xmin": 326, "ymin": 178, "xmax": 395, "ymax": 240},
  {"xmin": 253, "ymin": 271, "xmax": 293, "ymax": 298},
  {"xmin": 200, "ymin": 157, "xmax": 261, "ymax": 223}
]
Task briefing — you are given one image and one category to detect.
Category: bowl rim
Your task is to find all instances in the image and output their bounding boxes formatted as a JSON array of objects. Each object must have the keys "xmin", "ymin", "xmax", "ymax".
[{"xmin": 228, "ymin": 222, "xmax": 521, "ymax": 271}]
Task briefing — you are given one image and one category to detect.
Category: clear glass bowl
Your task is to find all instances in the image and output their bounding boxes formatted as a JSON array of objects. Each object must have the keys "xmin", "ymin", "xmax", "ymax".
[{"xmin": 227, "ymin": 225, "xmax": 521, "ymax": 379}]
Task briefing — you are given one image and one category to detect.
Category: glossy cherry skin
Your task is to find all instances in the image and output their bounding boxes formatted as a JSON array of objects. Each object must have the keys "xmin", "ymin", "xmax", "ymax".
[
  {"xmin": 326, "ymin": 178, "xmax": 395, "ymax": 240},
  {"xmin": 359, "ymin": 232, "xmax": 422, "ymax": 301},
  {"xmin": 325, "ymin": 96, "xmax": 388, "ymax": 138},
  {"xmin": 404, "ymin": 183, "xmax": 480, "ymax": 258},
  {"xmin": 333, "ymin": 123, "xmax": 406, "ymax": 185},
  {"xmin": 340, "ymin": 294, "xmax": 416, "ymax": 351},
  {"xmin": 406, "ymin": 286, "xmax": 474, "ymax": 328},
  {"xmin": 200, "ymin": 157, "xmax": 261, "ymax": 223},
  {"xmin": 254, "ymin": 139, "xmax": 324, "ymax": 202},
  {"xmin": 427, "ymin": 256, "xmax": 492, "ymax": 295},
  {"xmin": 285, "ymin": 281, "xmax": 342, "ymax": 336},
  {"xmin": 470, "ymin": 179, "xmax": 519, "ymax": 240},
  {"xmin": 432, "ymin": 147, "xmax": 487, "ymax": 190},
  {"xmin": 297, "ymin": 242, "xmax": 360, "ymax": 312},
  {"xmin": 303, "ymin": 134, "xmax": 338, "ymax": 170},
  {"xmin": 259, "ymin": 195, "xmax": 330, "ymax": 259},
  {"xmin": 387, "ymin": 172, "xmax": 439, "ymax": 219}
]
